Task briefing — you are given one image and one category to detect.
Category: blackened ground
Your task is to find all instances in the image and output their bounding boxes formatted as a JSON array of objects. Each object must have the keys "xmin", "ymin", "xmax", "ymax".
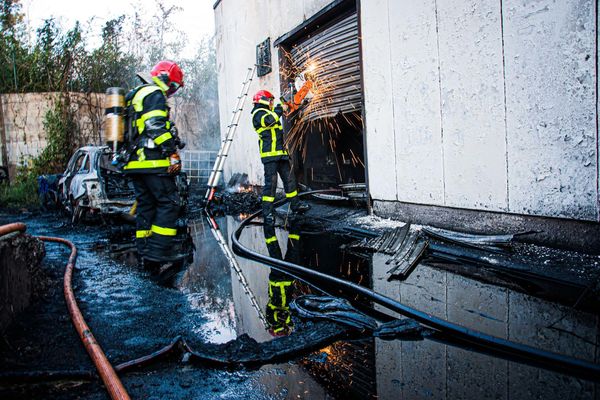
[{"xmin": 0, "ymin": 211, "xmax": 277, "ymax": 399}]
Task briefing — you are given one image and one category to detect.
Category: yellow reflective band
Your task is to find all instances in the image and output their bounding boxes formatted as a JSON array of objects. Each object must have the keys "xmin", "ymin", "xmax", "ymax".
[
  {"xmin": 285, "ymin": 190, "xmax": 297, "ymax": 198},
  {"xmin": 252, "ymin": 108, "xmax": 281, "ymax": 133},
  {"xmin": 136, "ymin": 148, "xmax": 146, "ymax": 161},
  {"xmin": 137, "ymin": 109, "xmax": 168, "ymax": 133},
  {"xmin": 123, "ymin": 159, "xmax": 170, "ymax": 170},
  {"xmin": 151, "ymin": 224, "xmax": 177, "ymax": 236},
  {"xmin": 269, "ymin": 280, "xmax": 292, "ymax": 307},
  {"xmin": 260, "ymin": 113, "xmax": 269, "ymax": 127},
  {"xmin": 153, "ymin": 132, "xmax": 172, "ymax": 145},
  {"xmin": 288, "ymin": 234, "xmax": 300, "ymax": 240},
  {"xmin": 261, "ymin": 149, "xmax": 287, "ymax": 158},
  {"xmin": 265, "ymin": 236, "xmax": 278, "ymax": 244},
  {"xmin": 271, "ymin": 128, "xmax": 277, "ymax": 153},
  {"xmin": 152, "ymin": 76, "xmax": 169, "ymax": 92},
  {"xmin": 136, "ymin": 230, "xmax": 152, "ymax": 238},
  {"xmin": 269, "ymin": 280, "xmax": 292, "ymax": 288},
  {"xmin": 262, "ymin": 196, "xmax": 275, "ymax": 202},
  {"xmin": 132, "ymin": 86, "xmax": 162, "ymax": 111},
  {"xmin": 256, "ymin": 125, "xmax": 283, "ymax": 134}
]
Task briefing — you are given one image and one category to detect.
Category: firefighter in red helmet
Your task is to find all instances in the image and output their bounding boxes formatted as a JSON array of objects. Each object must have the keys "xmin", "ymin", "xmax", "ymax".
[
  {"xmin": 251, "ymin": 89, "xmax": 309, "ymax": 255},
  {"xmin": 123, "ymin": 60, "xmax": 185, "ymax": 267}
]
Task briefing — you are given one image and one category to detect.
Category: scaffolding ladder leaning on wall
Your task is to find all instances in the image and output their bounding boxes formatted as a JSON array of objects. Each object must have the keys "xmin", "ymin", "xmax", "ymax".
[{"xmin": 204, "ymin": 65, "xmax": 256, "ymax": 203}]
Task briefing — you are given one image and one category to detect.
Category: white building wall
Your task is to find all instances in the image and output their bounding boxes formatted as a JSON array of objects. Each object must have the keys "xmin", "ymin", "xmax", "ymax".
[
  {"xmin": 361, "ymin": 0, "xmax": 398, "ymax": 201},
  {"xmin": 214, "ymin": 0, "xmax": 332, "ymax": 188},
  {"xmin": 215, "ymin": 0, "xmax": 598, "ymax": 222},
  {"xmin": 437, "ymin": 0, "xmax": 508, "ymax": 210},
  {"xmin": 503, "ymin": 0, "xmax": 597, "ymax": 220},
  {"xmin": 390, "ymin": 0, "xmax": 444, "ymax": 205},
  {"xmin": 361, "ymin": 0, "xmax": 598, "ymax": 221}
]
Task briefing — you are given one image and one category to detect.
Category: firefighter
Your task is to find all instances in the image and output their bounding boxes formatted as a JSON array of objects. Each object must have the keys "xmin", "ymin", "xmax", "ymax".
[
  {"xmin": 264, "ymin": 219, "xmax": 301, "ymax": 336},
  {"xmin": 123, "ymin": 60, "xmax": 184, "ymax": 265},
  {"xmin": 251, "ymin": 90, "xmax": 309, "ymax": 243}
]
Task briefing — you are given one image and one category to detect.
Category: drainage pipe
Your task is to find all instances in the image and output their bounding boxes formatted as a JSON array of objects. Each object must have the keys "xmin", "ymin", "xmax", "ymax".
[
  {"xmin": 1, "ymin": 223, "xmax": 131, "ymax": 400},
  {"xmin": 230, "ymin": 192, "xmax": 600, "ymax": 382}
]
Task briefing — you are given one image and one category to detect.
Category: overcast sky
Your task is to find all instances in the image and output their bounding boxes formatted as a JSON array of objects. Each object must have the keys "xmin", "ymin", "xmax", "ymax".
[{"xmin": 20, "ymin": 0, "xmax": 215, "ymax": 57}]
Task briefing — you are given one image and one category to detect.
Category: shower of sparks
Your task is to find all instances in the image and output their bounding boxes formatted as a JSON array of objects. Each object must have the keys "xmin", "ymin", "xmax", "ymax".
[{"xmin": 280, "ymin": 46, "xmax": 365, "ymax": 173}]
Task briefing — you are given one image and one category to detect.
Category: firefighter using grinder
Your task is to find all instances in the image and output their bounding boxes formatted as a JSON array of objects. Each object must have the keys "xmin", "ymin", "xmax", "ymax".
[{"xmin": 251, "ymin": 90, "xmax": 310, "ymax": 245}]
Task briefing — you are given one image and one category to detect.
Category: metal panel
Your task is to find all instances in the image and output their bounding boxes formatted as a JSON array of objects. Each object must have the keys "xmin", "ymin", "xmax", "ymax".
[
  {"xmin": 361, "ymin": 0, "xmax": 397, "ymax": 201},
  {"xmin": 290, "ymin": 12, "xmax": 361, "ymax": 119},
  {"xmin": 503, "ymin": 0, "xmax": 597, "ymax": 221},
  {"xmin": 389, "ymin": 0, "xmax": 444, "ymax": 206},
  {"xmin": 437, "ymin": 0, "xmax": 508, "ymax": 211}
]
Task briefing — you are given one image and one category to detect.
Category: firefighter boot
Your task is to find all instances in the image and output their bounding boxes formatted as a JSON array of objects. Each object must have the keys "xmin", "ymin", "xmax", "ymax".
[{"xmin": 289, "ymin": 196, "xmax": 311, "ymax": 214}]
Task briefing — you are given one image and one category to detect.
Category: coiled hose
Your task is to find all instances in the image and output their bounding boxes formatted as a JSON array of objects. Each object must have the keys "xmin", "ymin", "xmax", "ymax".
[
  {"xmin": 1, "ymin": 223, "xmax": 130, "ymax": 400},
  {"xmin": 231, "ymin": 190, "xmax": 600, "ymax": 382}
]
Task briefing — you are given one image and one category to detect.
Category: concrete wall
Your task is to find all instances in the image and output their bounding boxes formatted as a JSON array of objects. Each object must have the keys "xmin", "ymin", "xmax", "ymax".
[
  {"xmin": 362, "ymin": 0, "xmax": 598, "ymax": 221},
  {"xmin": 214, "ymin": 0, "xmax": 332, "ymax": 187},
  {"xmin": 0, "ymin": 93, "xmax": 103, "ymax": 177},
  {"xmin": 0, "ymin": 92, "xmax": 213, "ymax": 180}
]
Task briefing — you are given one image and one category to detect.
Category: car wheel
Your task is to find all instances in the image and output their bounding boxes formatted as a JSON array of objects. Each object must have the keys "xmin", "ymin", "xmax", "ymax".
[{"xmin": 71, "ymin": 199, "xmax": 87, "ymax": 224}]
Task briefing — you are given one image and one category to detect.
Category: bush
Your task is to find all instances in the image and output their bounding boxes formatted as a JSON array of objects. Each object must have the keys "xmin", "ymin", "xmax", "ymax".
[{"xmin": 0, "ymin": 98, "xmax": 75, "ymax": 210}]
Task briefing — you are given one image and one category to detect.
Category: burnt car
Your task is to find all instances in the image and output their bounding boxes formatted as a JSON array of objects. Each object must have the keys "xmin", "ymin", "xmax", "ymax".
[
  {"xmin": 58, "ymin": 146, "xmax": 135, "ymax": 223},
  {"xmin": 59, "ymin": 146, "xmax": 190, "ymax": 224}
]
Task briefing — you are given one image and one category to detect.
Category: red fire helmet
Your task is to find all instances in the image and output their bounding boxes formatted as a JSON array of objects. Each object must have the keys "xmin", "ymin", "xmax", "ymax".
[
  {"xmin": 151, "ymin": 60, "xmax": 184, "ymax": 96},
  {"xmin": 253, "ymin": 90, "xmax": 274, "ymax": 106}
]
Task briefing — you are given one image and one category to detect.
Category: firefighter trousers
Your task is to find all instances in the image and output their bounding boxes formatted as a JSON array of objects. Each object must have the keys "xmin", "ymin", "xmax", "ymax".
[
  {"xmin": 131, "ymin": 174, "xmax": 181, "ymax": 262},
  {"xmin": 261, "ymin": 159, "xmax": 299, "ymax": 228}
]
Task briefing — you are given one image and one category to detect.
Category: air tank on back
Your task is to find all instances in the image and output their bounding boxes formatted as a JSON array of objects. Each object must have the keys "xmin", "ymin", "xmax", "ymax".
[{"xmin": 104, "ymin": 87, "xmax": 125, "ymax": 153}]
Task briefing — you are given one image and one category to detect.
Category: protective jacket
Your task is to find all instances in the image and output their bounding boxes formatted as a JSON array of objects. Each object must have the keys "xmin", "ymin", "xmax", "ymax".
[
  {"xmin": 123, "ymin": 78, "xmax": 177, "ymax": 174},
  {"xmin": 251, "ymin": 103, "xmax": 288, "ymax": 164}
]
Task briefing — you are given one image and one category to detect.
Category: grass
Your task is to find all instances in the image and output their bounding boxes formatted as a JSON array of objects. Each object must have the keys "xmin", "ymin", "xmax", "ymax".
[{"xmin": 0, "ymin": 175, "xmax": 39, "ymax": 209}]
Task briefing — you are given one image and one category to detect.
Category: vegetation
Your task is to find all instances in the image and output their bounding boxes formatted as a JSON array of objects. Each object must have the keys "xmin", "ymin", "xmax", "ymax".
[{"xmin": 0, "ymin": 0, "xmax": 219, "ymax": 209}]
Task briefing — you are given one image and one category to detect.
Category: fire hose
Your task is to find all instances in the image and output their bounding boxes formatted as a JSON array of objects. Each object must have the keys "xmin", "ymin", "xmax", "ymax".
[
  {"xmin": 0, "ymin": 223, "xmax": 131, "ymax": 400},
  {"xmin": 230, "ymin": 190, "xmax": 600, "ymax": 382}
]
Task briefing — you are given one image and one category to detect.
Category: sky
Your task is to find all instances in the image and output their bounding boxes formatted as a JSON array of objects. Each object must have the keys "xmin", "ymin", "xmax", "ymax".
[{"xmin": 20, "ymin": 0, "xmax": 215, "ymax": 58}]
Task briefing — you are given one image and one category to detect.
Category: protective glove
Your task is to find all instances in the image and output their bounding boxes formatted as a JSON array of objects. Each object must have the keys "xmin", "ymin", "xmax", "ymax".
[
  {"xmin": 273, "ymin": 103, "xmax": 284, "ymax": 117},
  {"xmin": 167, "ymin": 153, "xmax": 181, "ymax": 175}
]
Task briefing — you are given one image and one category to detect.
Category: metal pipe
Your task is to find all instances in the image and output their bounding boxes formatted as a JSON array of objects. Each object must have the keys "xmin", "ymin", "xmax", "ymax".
[{"xmin": 230, "ymin": 192, "xmax": 600, "ymax": 382}]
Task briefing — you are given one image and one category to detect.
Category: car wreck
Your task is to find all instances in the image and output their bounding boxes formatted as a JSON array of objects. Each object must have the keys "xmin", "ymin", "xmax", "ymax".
[
  {"xmin": 58, "ymin": 145, "xmax": 135, "ymax": 223},
  {"xmin": 58, "ymin": 145, "xmax": 190, "ymax": 223}
]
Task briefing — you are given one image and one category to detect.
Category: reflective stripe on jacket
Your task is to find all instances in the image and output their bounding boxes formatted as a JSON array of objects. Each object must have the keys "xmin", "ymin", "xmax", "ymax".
[
  {"xmin": 124, "ymin": 80, "xmax": 175, "ymax": 174},
  {"xmin": 251, "ymin": 105, "xmax": 288, "ymax": 163}
]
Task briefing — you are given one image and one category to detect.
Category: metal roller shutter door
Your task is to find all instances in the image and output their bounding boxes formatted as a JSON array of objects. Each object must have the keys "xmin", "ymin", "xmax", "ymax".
[{"xmin": 290, "ymin": 12, "xmax": 361, "ymax": 120}]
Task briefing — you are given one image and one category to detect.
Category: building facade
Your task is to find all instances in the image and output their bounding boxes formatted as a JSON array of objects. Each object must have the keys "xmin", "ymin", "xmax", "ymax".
[{"xmin": 213, "ymin": 0, "xmax": 599, "ymax": 251}]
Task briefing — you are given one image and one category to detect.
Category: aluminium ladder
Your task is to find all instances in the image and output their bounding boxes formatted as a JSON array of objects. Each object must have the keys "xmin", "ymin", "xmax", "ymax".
[
  {"xmin": 204, "ymin": 211, "xmax": 269, "ymax": 329},
  {"xmin": 205, "ymin": 65, "xmax": 256, "ymax": 203}
]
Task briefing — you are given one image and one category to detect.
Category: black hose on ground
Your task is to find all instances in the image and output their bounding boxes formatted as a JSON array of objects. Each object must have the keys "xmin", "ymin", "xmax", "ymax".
[{"xmin": 230, "ymin": 190, "xmax": 600, "ymax": 382}]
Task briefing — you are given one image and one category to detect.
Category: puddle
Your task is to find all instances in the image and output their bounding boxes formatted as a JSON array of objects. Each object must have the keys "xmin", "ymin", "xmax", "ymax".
[
  {"xmin": 25, "ymin": 209, "xmax": 595, "ymax": 399},
  {"xmin": 184, "ymin": 214, "xmax": 600, "ymax": 399}
]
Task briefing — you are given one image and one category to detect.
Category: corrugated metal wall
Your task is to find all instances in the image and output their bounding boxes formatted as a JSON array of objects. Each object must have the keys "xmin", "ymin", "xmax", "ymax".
[{"xmin": 290, "ymin": 12, "xmax": 361, "ymax": 120}]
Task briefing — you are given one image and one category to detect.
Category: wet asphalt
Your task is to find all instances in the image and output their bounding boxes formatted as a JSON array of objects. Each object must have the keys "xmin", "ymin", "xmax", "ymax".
[
  {"xmin": 1, "ymin": 197, "xmax": 600, "ymax": 399},
  {"xmin": 0, "ymin": 211, "xmax": 278, "ymax": 400}
]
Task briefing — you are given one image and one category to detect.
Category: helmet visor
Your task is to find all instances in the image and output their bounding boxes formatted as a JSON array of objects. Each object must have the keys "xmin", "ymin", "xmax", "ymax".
[{"xmin": 167, "ymin": 81, "xmax": 181, "ymax": 97}]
